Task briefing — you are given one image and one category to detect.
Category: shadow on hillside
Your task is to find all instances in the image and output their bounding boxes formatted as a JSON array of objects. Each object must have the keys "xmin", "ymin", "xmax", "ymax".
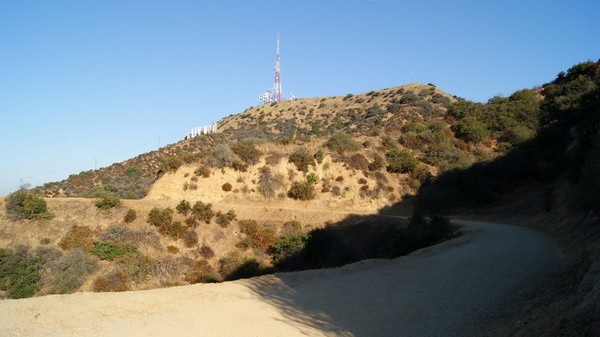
[{"xmin": 237, "ymin": 196, "xmax": 457, "ymax": 335}]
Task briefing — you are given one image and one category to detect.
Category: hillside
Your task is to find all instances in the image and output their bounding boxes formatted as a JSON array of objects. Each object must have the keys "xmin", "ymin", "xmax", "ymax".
[{"xmin": 3, "ymin": 60, "xmax": 597, "ymax": 335}]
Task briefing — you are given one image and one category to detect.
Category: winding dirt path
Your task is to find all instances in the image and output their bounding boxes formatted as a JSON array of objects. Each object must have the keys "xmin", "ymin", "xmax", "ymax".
[{"xmin": 0, "ymin": 220, "xmax": 561, "ymax": 337}]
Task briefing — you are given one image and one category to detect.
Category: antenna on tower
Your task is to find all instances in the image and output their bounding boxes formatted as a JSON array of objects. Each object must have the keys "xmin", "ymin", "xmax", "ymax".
[{"xmin": 260, "ymin": 33, "xmax": 288, "ymax": 104}]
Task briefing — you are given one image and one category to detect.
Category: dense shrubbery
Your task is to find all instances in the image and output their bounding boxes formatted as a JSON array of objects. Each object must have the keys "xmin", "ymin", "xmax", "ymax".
[
  {"xmin": 89, "ymin": 242, "xmax": 137, "ymax": 261},
  {"xmin": 5, "ymin": 189, "xmax": 52, "ymax": 220},
  {"xmin": 230, "ymin": 140, "xmax": 263, "ymax": 165},
  {"xmin": 325, "ymin": 132, "xmax": 360, "ymax": 153},
  {"xmin": 238, "ymin": 220, "xmax": 277, "ymax": 250},
  {"xmin": 123, "ymin": 209, "xmax": 137, "ymax": 223},
  {"xmin": 269, "ymin": 232, "xmax": 308, "ymax": 263},
  {"xmin": 46, "ymin": 249, "xmax": 98, "ymax": 294},
  {"xmin": 386, "ymin": 148, "xmax": 418, "ymax": 173},
  {"xmin": 214, "ymin": 209, "xmax": 236, "ymax": 228},
  {"xmin": 417, "ymin": 60, "xmax": 600, "ymax": 214},
  {"xmin": 95, "ymin": 196, "xmax": 121, "ymax": 210},
  {"xmin": 59, "ymin": 225, "xmax": 95, "ymax": 251},
  {"xmin": 288, "ymin": 148, "xmax": 315, "ymax": 172},
  {"xmin": 287, "ymin": 180, "xmax": 316, "ymax": 200},
  {"xmin": 0, "ymin": 246, "xmax": 41, "ymax": 298},
  {"xmin": 258, "ymin": 166, "xmax": 283, "ymax": 198},
  {"xmin": 191, "ymin": 201, "xmax": 215, "ymax": 224},
  {"xmin": 147, "ymin": 208, "xmax": 173, "ymax": 227}
]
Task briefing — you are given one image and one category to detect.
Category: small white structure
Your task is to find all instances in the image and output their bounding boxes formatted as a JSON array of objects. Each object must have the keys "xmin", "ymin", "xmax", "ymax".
[{"xmin": 188, "ymin": 122, "xmax": 218, "ymax": 139}]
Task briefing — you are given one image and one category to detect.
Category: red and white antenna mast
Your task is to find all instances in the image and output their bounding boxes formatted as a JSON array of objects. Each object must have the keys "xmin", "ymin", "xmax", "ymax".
[
  {"xmin": 272, "ymin": 33, "xmax": 283, "ymax": 102},
  {"xmin": 260, "ymin": 33, "xmax": 290, "ymax": 103}
]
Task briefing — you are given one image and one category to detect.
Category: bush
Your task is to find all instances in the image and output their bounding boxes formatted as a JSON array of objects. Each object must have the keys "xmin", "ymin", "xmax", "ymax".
[
  {"xmin": 238, "ymin": 220, "xmax": 277, "ymax": 250},
  {"xmin": 0, "ymin": 246, "xmax": 41, "ymax": 298},
  {"xmin": 386, "ymin": 148, "xmax": 419, "ymax": 173},
  {"xmin": 369, "ymin": 154, "xmax": 386, "ymax": 171},
  {"xmin": 176, "ymin": 200, "xmax": 191, "ymax": 216},
  {"xmin": 192, "ymin": 201, "xmax": 214, "ymax": 224},
  {"xmin": 5, "ymin": 189, "xmax": 52, "ymax": 220},
  {"xmin": 231, "ymin": 140, "xmax": 263, "ymax": 165},
  {"xmin": 46, "ymin": 249, "xmax": 98, "ymax": 294},
  {"xmin": 452, "ymin": 118, "xmax": 490, "ymax": 143},
  {"xmin": 325, "ymin": 132, "xmax": 359, "ymax": 153},
  {"xmin": 123, "ymin": 209, "xmax": 137, "ymax": 223},
  {"xmin": 95, "ymin": 196, "xmax": 121, "ymax": 210},
  {"xmin": 346, "ymin": 153, "xmax": 370, "ymax": 171},
  {"xmin": 147, "ymin": 208, "xmax": 173, "ymax": 227},
  {"xmin": 159, "ymin": 221, "xmax": 186, "ymax": 240},
  {"xmin": 59, "ymin": 225, "xmax": 95, "ymax": 251},
  {"xmin": 185, "ymin": 260, "xmax": 220, "ymax": 284},
  {"xmin": 314, "ymin": 149, "xmax": 325, "ymax": 164},
  {"xmin": 184, "ymin": 230, "xmax": 199, "ymax": 248},
  {"xmin": 288, "ymin": 148, "xmax": 315, "ymax": 172},
  {"xmin": 215, "ymin": 210, "xmax": 236, "ymax": 227},
  {"xmin": 209, "ymin": 143, "xmax": 236, "ymax": 168},
  {"xmin": 222, "ymin": 182, "xmax": 233, "ymax": 192},
  {"xmin": 282, "ymin": 220, "xmax": 302, "ymax": 234},
  {"xmin": 270, "ymin": 232, "xmax": 308, "ymax": 263},
  {"xmin": 199, "ymin": 245, "xmax": 215, "ymax": 259},
  {"xmin": 89, "ymin": 242, "xmax": 137, "ymax": 261},
  {"xmin": 287, "ymin": 181, "xmax": 316, "ymax": 200},
  {"xmin": 92, "ymin": 270, "xmax": 129, "ymax": 292}
]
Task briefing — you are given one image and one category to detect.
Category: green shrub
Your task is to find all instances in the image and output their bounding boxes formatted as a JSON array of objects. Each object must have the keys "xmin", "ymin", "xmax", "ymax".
[
  {"xmin": 325, "ymin": 132, "xmax": 359, "ymax": 153},
  {"xmin": 0, "ymin": 246, "xmax": 41, "ymax": 298},
  {"xmin": 5, "ymin": 190, "xmax": 52, "ymax": 220},
  {"xmin": 287, "ymin": 181, "xmax": 316, "ymax": 200},
  {"xmin": 176, "ymin": 200, "xmax": 191, "ymax": 216},
  {"xmin": 123, "ymin": 209, "xmax": 137, "ymax": 223},
  {"xmin": 314, "ymin": 149, "xmax": 325, "ymax": 164},
  {"xmin": 288, "ymin": 148, "xmax": 315, "ymax": 172},
  {"xmin": 270, "ymin": 232, "xmax": 308, "ymax": 263},
  {"xmin": 215, "ymin": 210, "xmax": 236, "ymax": 227},
  {"xmin": 192, "ymin": 201, "xmax": 214, "ymax": 224},
  {"xmin": 231, "ymin": 140, "xmax": 263, "ymax": 165},
  {"xmin": 89, "ymin": 242, "xmax": 137, "ymax": 261},
  {"xmin": 95, "ymin": 196, "xmax": 121, "ymax": 210},
  {"xmin": 159, "ymin": 221, "xmax": 186, "ymax": 240},
  {"xmin": 386, "ymin": 148, "xmax": 419, "ymax": 173},
  {"xmin": 452, "ymin": 118, "xmax": 490, "ymax": 143},
  {"xmin": 147, "ymin": 208, "xmax": 173, "ymax": 227}
]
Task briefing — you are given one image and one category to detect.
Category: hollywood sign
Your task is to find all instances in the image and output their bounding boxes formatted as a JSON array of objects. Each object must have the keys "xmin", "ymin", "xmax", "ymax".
[{"xmin": 187, "ymin": 122, "xmax": 218, "ymax": 139}]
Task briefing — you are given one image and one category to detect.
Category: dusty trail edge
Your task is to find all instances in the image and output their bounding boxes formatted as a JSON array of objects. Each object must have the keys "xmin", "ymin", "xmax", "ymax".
[{"xmin": 0, "ymin": 219, "xmax": 562, "ymax": 337}]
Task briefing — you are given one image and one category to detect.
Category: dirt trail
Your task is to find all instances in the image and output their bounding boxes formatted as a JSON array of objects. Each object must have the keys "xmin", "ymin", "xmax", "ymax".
[{"xmin": 0, "ymin": 220, "xmax": 562, "ymax": 337}]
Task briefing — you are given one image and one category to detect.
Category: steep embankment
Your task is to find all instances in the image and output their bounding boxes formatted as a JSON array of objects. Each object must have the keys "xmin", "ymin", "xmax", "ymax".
[{"xmin": 0, "ymin": 220, "xmax": 561, "ymax": 337}]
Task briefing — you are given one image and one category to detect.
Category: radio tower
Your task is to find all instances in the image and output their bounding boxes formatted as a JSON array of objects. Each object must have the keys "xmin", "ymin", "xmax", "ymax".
[
  {"xmin": 260, "ymin": 33, "xmax": 286, "ymax": 103},
  {"xmin": 272, "ymin": 33, "xmax": 283, "ymax": 101}
]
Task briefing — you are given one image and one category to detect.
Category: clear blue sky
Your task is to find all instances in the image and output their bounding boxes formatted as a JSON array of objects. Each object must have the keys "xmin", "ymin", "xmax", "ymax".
[{"xmin": 1, "ymin": 0, "xmax": 598, "ymax": 196}]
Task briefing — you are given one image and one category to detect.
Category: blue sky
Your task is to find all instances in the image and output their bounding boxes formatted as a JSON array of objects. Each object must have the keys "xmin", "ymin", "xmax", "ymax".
[{"xmin": 1, "ymin": 0, "xmax": 598, "ymax": 196}]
